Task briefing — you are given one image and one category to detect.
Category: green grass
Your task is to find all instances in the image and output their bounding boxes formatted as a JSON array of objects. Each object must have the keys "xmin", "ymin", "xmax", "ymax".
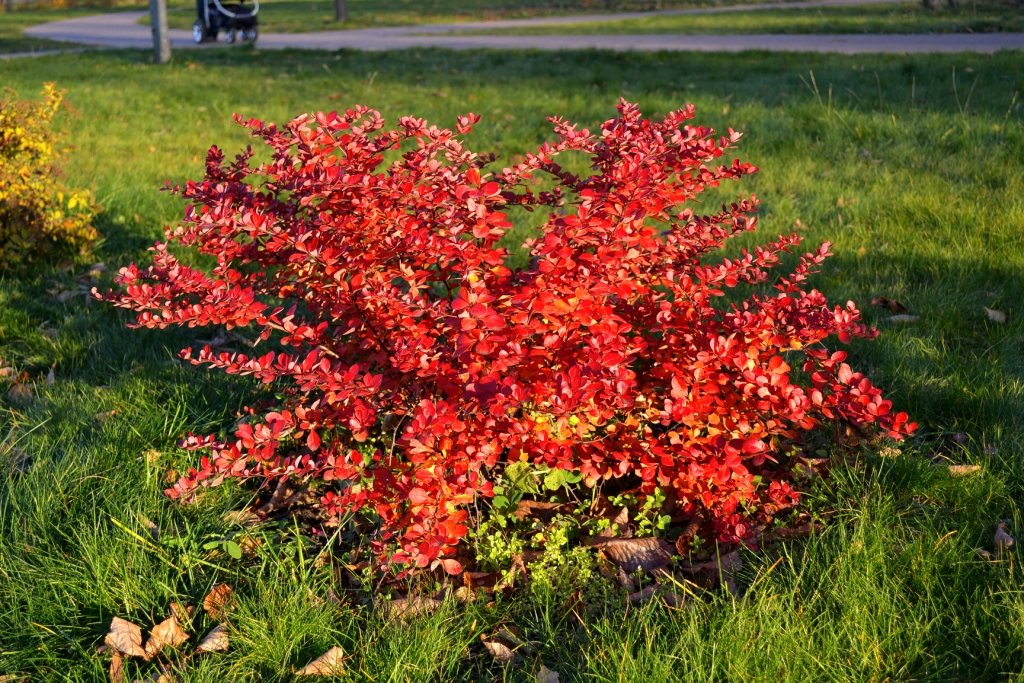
[
  {"xmin": 0, "ymin": 8, "xmax": 92, "ymax": 52},
  {"xmin": 149, "ymin": 0, "xmax": 762, "ymax": 32},
  {"xmin": 456, "ymin": 1, "xmax": 1024, "ymax": 36},
  {"xmin": 1, "ymin": 46, "xmax": 1023, "ymax": 681}
]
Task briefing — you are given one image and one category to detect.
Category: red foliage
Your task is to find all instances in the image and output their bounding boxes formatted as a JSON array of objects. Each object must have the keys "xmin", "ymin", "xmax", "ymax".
[{"xmin": 99, "ymin": 101, "xmax": 915, "ymax": 573}]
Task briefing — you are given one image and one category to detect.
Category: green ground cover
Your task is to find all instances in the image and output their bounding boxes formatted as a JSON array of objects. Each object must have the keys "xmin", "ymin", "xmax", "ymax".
[
  {"xmin": 456, "ymin": 1, "xmax": 1024, "ymax": 36},
  {"xmin": 0, "ymin": 46, "xmax": 1022, "ymax": 681},
  {"xmin": 0, "ymin": 8, "xmax": 91, "ymax": 52},
  {"xmin": 150, "ymin": 0, "xmax": 761, "ymax": 32}
]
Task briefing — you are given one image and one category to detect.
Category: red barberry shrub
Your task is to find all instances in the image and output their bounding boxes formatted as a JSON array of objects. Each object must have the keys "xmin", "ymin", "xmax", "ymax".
[{"xmin": 99, "ymin": 100, "xmax": 915, "ymax": 574}]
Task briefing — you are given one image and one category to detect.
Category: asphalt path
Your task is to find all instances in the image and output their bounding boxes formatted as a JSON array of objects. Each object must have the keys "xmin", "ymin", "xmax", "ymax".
[{"xmin": 20, "ymin": 0, "xmax": 1024, "ymax": 54}]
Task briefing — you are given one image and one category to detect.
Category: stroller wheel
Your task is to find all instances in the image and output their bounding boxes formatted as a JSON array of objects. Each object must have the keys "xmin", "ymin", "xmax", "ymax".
[
  {"xmin": 192, "ymin": 20, "xmax": 207, "ymax": 44},
  {"xmin": 242, "ymin": 26, "xmax": 258, "ymax": 42},
  {"xmin": 225, "ymin": 27, "xmax": 237, "ymax": 44}
]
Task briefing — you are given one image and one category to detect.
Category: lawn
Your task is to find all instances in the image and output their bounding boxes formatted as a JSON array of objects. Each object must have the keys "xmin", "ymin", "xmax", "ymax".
[
  {"xmin": 137, "ymin": 0, "xmax": 1024, "ymax": 34},
  {"xmin": 149, "ymin": 0, "xmax": 764, "ymax": 32},
  {"xmin": 0, "ymin": 43, "xmax": 1023, "ymax": 682},
  {"xmin": 0, "ymin": 7, "xmax": 92, "ymax": 52},
  {"xmin": 454, "ymin": 1, "xmax": 1024, "ymax": 36}
]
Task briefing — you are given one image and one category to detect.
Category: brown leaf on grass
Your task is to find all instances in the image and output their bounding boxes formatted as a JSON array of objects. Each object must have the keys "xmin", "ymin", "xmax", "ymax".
[
  {"xmin": 50, "ymin": 285, "xmax": 82, "ymax": 304},
  {"xmin": 984, "ymin": 307, "xmax": 1007, "ymax": 324},
  {"xmin": 976, "ymin": 547, "xmax": 995, "ymax": 561},
  {"xmin": 627, "ymin": 585, "xmax": 658, "ymax": 605},
  {"xmin": 481, "ymin": 626, "xmax": 528, "ymax": 665},
  {"xmin": 597, "ymin": 537, "xmax": 673, "ymax": 573},
  {"xmin": 764, "ymin": 521, "xmax": 824, "ymax": 542},
  {"xmin": 0, "ymin": 675, "xmax": 27, "ymax": 683},
  {"xmin": 139, "ymin": 516, "xmax": 159, "ymax": 542},
  {"xmin": 680, "ymin": 550, "xmax": 743, "ymax": 595},
  {"xmin": 887, "ymin": 314, "xmax": 920, "ymax": 324},
  {"xmin": 462, "ymin": 571, "xmax": 499, "ymax": 591},
  {"xmin": 108, "ymin": 652, "xmax": 125, "ymax": 683},
  {"xmin": 196, "ymin": 624, "xmax": 229, "ymax": 654},
  {"xmin": 7, "ymin": 383, "xmax": 33, "ymax": 404},
  {"xmin": 511, "ymin": 499, "xmax": 572, "ymax": 522},
  {"xmin": 995, "ymin": 522, "xmax": 1015, "ymax": 556},
  {"xmin": 143, "ymin": 614, "xmax": 189, "ymax": 660},
  {"xmin": 948, "ymin": 464, "xmax": 982, "ymax": 477},
  {"xmin": 257, "ymin": 478, "xmax": 316, "ymax": 516},
  {"xmin": 294, "ymin": 646, "xmax": 346, "ymax": 676},
  {"xmin": 105, "ymin": 617, "xmax": 147, "ymax": 659},
  {"xmin": 169, "ymin": 602, "xmax": 192, "ymax": 624},
  {"xmin": 132, "ymin": 662, "xmax": 174, "ymax": 683},
  {"xmin": 871, "ymin": 296, "xmax": 907, "ymax": 314},
  {"xmin": 223, "ymin": 509, "xmax": 261, "ymax": 528},
  {"xmin": 536, "ymin": 664, "xmax": 561, "ymax": 683},
  {"xmin": 381, "ymin": 595, "xmax": 441, "ymax": 620},
  {"xmin": 202, "ymin": 584, "xmax": 234, "ymax": 621}
]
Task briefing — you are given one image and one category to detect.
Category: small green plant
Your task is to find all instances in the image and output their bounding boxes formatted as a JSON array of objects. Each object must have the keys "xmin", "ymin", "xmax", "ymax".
[{"xmin": 0, "ymin": 83, "xmax": 98, "ymax": 267}]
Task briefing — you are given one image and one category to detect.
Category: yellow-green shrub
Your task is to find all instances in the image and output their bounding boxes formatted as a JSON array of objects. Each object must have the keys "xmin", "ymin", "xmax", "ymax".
[{"xmin": 0, "ymin": 83, "xmax": 98, "ymax": 267}]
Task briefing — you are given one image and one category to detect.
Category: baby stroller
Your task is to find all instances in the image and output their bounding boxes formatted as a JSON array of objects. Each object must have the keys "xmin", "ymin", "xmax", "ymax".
[{"xmin": 193, "ymin": 0, "xmax": 259, "ymax": 44}]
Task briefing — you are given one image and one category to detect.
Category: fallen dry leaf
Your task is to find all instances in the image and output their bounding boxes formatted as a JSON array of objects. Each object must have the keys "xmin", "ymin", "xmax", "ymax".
[
  {"xmin": 871, "ymin": 296, "xmax": 907, "ymax": 314},
  {"xmin": 258, "ymin": 478, "xmax": 317, "ymax": 515},
  {"xmin": 887, "ymin": 314, "xmax": 920, "ymax": 324},
  {"xmin": 480, "ymin": 627, "xmax": 527, "ymax": 665},
  {"xmin": 202, "ymin": 584, "xmax": 234, "ymax": 621},
  {"xmin": 976, "ymin": 547, "xmax": 995, "ymax": 561},
  {"xmin": 133, "ymin": 662, "xmax": 174, "ymax": 683},
  {"xmin": 765, "ymin": 521, "xmax": 824, "ymax": 542},
  {"xmin": 481, "ymin": 637, "xmax": 517, "ymax": 664},
  {"xmin": 223, "ymin": 509, "xmax": 261, "ymax": 528},
  {"xmin": 598, "ymin": 537, "xmax": 673, "ymax": 573},
  {"xmin": 196, "ymin": 624, "xmax": 229, "ymax": 654},
  {"xmin": 627, "ymin": 585, "xmax": 658, "ymax": 605},
  {"xmin": 105, "ymin": 617, "xmax": 147, "ymax": 659},
  {"xmin": 143, "ymin": 614, "xmax": 189, "ymax": 660},
  {"xmin": 511, "ymin": 499, "xmax": 572, "ymax": 522},
  {"xmin": 169, "ymin": 602, "xmax": 192, "ymax": 623},
  {"xmin": 948, "ymin": 464, "xmax": 982, "ymax": 477},
  {"xmin": 294, "ymin": 645, "xmax": 346, "ymax": 676},
  {"xmin": 139, "ymin": 516, "xmax": 159, "ymax": 542},
  {"xmin": 995, "ymin": 522, "xmax": 1015, "ymax": 556},
  {"xmin": 536, "ymin": 664, "xmax": 560, "ymax": 683},
  {"xmin": 381, "ymin": 595, "xmax": 441, "ymax": 620},
  {"xmin": 7, "ymin": 383, "xmax": 33, "ymax": 404},
  {"xmin": 984, "ymin": 307, "xmax": 1007, "ymax": 324},
  {"xmin": 680, "ymin": 550, "xmax": 743, "ymax": 595},
  {"xmin": 45, "ymin": 366, "xmax": 55, "ymax": 386},
  {"xmin": 109, "ymin": 652, "xmax": 125, "ymax": 683}
]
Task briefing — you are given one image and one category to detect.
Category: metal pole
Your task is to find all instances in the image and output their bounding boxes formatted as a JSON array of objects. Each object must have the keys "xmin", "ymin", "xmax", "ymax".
[{"xmin": 149, "ymin": 0, "xmax": 171, "ymax": 64}]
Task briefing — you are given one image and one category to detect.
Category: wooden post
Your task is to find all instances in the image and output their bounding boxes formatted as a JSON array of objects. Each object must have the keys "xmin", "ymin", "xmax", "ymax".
[
  {"xmin": 149, "ymin": 0, "xmax": 171, "ymax": 64},
  {"xmin": 5, "ymin": 0, "xmax": 15, "ymax": 15},
  {"xmin": 334, "ymin": 0, "xmax": 347, "ymax": 22}
]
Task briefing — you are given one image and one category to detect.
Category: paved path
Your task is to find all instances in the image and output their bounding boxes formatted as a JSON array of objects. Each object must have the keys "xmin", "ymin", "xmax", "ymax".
[{"xmin": 22, "ymin": 1, "xmax": 1024, "ymax": 54}]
